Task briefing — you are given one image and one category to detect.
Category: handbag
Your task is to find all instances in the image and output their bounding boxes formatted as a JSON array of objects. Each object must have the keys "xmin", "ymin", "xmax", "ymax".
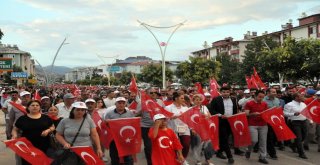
[{"xmin": 51, "ymin": 118, "xmax": 86, "ymax": 165}]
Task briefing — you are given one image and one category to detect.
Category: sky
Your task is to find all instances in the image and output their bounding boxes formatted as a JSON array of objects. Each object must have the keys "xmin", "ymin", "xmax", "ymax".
[{"xmin": 0, "ymin": 0, "xmax": 319, "ymax": 68}]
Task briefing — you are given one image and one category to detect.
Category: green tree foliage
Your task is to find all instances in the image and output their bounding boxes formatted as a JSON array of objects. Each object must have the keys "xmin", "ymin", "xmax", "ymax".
[
  {"xmin": 3, "ymin": 65, "xmax": 23, "ymax": 85},
  {"xmin": 119, "ymin": 71, "xmax": 134, "ymax": 85},
  {"xmin": 0, "ymin": 29, "xmax": 3, "ymax": 40},
  {"xmin": 216, "ymin": 53, "xmax": 244, "ymax": 85},
  {"xmin": 175, "ymin": 57, "xmax": 219, "ymax": 85},
  {"xmin": 141, "ymin": 64, "xmax": 173, "ymax": 87},
  {"xmin": 242, "ymin": 36, "xmax": 279, "ymax": 82}
]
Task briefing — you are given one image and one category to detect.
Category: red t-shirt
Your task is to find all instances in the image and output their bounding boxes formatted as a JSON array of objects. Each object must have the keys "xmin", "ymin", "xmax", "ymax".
[
  {"xmin": 148, "ymin": 127, "xmax": 183, "ymax": 165},
  {"xmin": 244, "ymin": 100, "xmax": 268, "ymax": 126}
]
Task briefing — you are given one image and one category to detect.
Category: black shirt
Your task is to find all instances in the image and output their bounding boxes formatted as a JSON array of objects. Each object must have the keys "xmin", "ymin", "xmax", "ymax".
[{"xmin": 15, "ymin": 114, "xmax": 53, "ymax": 152}]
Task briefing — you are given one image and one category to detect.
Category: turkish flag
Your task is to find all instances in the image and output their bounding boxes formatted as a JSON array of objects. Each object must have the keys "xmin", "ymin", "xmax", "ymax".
[
  {"xmin": 71, "ymin": 146, "xmax": 104, "ymax": 165},
  {"xmin": 209, "ymin": 78, "xmax": 220, "ymax": 99},
  {"xmin": 141, "ymin": 91, "xmax": 174, "ymax": 119},
  {"xmin": 71, "ymin": 84, "xmax": 81, "ymax": 97},
  {"xmin": 204, "ymin": 115, "xmax": 219, "ymax": 150},
  {"xmin": 10, "ymin": 101, "xmax": 27, "ymax": 114},
  {"xmin": 129, "ymin": 76, "xmax": 138, "ymax": 95},
  {"xmin": 92, "ymin": 111, "xmax": 113, "ymax": 149},
  {"xmin": 301, "ymin": 99, "xmax": 320, "ymax": 124},
  {"xmin": 4, "ymin": 137, "xmax": 52, "ymax": 165},
  {"xmin": 163, "ymin": 100, "xmax": 173, "ymax": 106},
  {"xmin": 128, "ymin": 101, "xmax": 138, "ymax": 111},
  {"xmin": 194, "ymin": 82, "xmax": 209, "ymax": 105},
  {"xmin": 261, "ymin": 107, "xmax": 296, "ymax": 141},
  {"xmin": 246, "ymin": 76, "xmax": 258, "ymax": 89},
  {"xmin": 227, "ymin": 113, "xmax": 251, "ymax": 147},
  {"xmin": 253, "ymin": 67, "xmax": 267, "ymax": 90},
  {"xmin": 179, "ymin": 106, "xmax": 210, "ymax": 140},
  {"xmin": 34, "ymin": 90, "xmax": 41, "ymax": 101},
  {"xmin": 108, "ymin": 117, "xmax": 142, "ymax": 157}
]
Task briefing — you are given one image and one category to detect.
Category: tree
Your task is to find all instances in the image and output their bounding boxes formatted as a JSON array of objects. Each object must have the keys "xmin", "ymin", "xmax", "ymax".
[
  {"xmin": 140, "ymin": 64, "xmax": 173, "ymax": 87},
  {"xmin": 216, "ymin": 53, "xmax": 243, "ymax": 85},
  {"xmin": 175, "ymin": 57, "xmax": 219, "ymax": 86},
  {"xmin": 3, "ymin": 65, "xmax": 23, "ymax": 85},
  {"xmin": 242, "ymin": 36, "xmax": 279, "ymax": 82},
  {"xmin": 0, "ymin": 29, "xmax": 3, "ymax": 40},
  {"xmin": 119, "ymin": 71, "xmax": 134, "ymax": 85}
]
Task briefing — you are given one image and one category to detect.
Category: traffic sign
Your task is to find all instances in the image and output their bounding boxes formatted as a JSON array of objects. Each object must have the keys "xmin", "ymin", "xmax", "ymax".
[
  {"xmin": 11, "ymin": 72, "xmax": 28, "ymax": 78},
  {"xmin": 0, "ymin": 58, "xmax": 13, "ymax": 71}
]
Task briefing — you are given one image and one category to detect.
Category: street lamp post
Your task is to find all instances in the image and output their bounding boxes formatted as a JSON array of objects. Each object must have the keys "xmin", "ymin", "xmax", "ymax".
[
  {"xmin": 35, "ymin": 60, "xmax": 48, "ymax": 87},
  {"xmin": 96, "ymin": 54, "xmax": 119, "ymax": 87},
  {"xmin": 137, "ymin": 20, "xmax": 186, "ymax": 89},
  {"xmin": 50, "ymin": 37, "xmax": 69, "ymax": 85}
]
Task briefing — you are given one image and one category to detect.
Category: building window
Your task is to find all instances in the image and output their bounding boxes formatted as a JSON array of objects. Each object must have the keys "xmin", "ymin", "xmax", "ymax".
[{"xmin": 309, "ymin": 27, "xmax": 314, "ymax": 34}]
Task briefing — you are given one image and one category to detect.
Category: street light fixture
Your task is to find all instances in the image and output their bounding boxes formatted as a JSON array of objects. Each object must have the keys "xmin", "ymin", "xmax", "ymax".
[
  {"xmin": 50, "ymin": 37, "xmax": 69, "ymax": 85},
  {"xmin": 137, "ymin": 20, "xmax": 186, "ymax": 89},
  {"xmin": 96, "ymin": 54, "xmax": 119, "ymax": 86}
]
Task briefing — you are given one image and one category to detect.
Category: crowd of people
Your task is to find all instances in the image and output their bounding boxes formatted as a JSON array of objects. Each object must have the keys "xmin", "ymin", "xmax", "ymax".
[{"xmin": 0, "ymin": 83, "xmax": 319, "ymax": 165}]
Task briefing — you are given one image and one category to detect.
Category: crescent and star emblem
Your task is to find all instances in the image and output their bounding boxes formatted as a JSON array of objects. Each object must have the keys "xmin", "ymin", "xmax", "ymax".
[
  {"xmin": 119, "ymin": 126, "xmax": 136, "ymax": 143},
  {"xmin": 234, "ymin": 120, "xmax": 244, "ymax": 135}
]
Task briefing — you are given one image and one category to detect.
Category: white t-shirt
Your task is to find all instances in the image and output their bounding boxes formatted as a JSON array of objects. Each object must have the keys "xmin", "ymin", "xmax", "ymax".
[
  {"xmin": 97, "ymin": 108, "xmax": 108, "ymax": 119},
  {"xmin": 3, "ymin": 99, "xmax": 21, "ymax": 119},
  {"xmin": 103, "ymin": 98, "xmax": 116, "ymax": 108},
  {"xmin": 56, "ymin": 102, "xmax": 73, "ymax": 118},
  {"xmin": 165, "ymin": 103, "xmax": 190, "ymax": 136}
]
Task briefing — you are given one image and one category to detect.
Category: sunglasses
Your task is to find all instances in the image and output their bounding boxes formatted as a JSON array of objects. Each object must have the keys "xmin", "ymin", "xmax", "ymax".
[{"xmin": 149, "ymin": 92, "xmax": 157, "ymax": 94}]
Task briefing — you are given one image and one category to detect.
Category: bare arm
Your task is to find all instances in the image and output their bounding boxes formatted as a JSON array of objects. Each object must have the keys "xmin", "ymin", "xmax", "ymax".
[
  {"xmin": 90, "ymin": 128, "xmax": 103, "ymax": 157},
  {"xmin": 55, "ymin": 132, "xmax": 70, "ymax": 149},
  {"xmin": 11, "ymin": 127, "xmax": 19, "ymax": 139},
  {"xmin": 152, "ymin": 120, "xmax": 162, "ymax": 139}
]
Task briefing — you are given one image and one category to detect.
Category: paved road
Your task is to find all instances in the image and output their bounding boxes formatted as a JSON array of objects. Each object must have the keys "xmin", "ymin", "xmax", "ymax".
[{"xmin": 0, "ymin": 112, "xmax": 318, "ymax": 165}]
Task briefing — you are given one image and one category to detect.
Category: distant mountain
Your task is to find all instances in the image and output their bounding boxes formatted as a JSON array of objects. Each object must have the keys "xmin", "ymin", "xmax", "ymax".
[{"xmin": 35, "ymin": 65, "xmax": 72, "ymax": 75}]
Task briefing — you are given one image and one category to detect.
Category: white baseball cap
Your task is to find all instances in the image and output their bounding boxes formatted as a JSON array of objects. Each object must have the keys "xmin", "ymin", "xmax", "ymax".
[
  {"xmin": 204, "ymin": 92, "xmax": 211, "ymax": 97},
  {"xmin": 244, "ymin": 89, "xmax": 250, "ymax": 94},
  {"xmin": 72, "ymin": 102, "xmax": 88, "ymax": 109},
  {"xmin": 316, "ymin": 91, "xmax": 320, "ymax": 95},
  {"xmin": 41, "ymin": 96, "xmax": 50, "ymax": 101},
  {"xmin": 153, "ymin": 114, "xmax": 167, "ymax": 121},
  {"xmin": 85, "ymin": 98, "xmax": 96, "ymax": 103},
  {"xmin": 115, "ymin": 97, "xmax": 126, "ymax": 102},
  {"xmin": 20, "ymin": 91, "xmax": 31, "ymax": 97}
]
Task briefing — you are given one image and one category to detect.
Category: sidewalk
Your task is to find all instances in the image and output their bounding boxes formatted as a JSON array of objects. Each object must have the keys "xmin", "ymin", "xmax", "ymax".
[{"xmin": 0, "ymin": 112, "xmax": 15, "ymax": 164}]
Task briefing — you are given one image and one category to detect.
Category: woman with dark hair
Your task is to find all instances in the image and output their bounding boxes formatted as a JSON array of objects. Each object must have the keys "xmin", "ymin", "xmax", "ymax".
[
  {"xmin": 12, "ymin": 100, "xmax": 55, "ymax": 165},
  {"xmin": 95, "ymin": 98, "xmax": 107, "ymax": 118},
  {"xmin": 165, "ymin": 92, "xmax": 191, "ymax": 160},
  {"xmin": 55, "ymin": 102, "xmax": 103, "ymax": 164}
]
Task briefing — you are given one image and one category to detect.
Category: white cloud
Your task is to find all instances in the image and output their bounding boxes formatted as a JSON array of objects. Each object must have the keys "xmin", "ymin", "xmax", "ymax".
[{"xmin": 1, "ymin": 0, "xmax": 318, "ymax": 67}]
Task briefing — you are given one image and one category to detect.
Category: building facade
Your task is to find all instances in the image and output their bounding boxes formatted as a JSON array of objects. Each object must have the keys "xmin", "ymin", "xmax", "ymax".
[{"xmin": 0, "ymin": 43, "xmax": 35, "ymax": 76}]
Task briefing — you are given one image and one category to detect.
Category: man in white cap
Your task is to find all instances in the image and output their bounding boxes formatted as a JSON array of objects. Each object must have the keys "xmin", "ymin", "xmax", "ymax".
[
  {"xmin": 103, "ymin": 90, "xmax": 116, "ymax": 108},
  {"xmin": 57, "ymin": 93, "xmax": 75, "ymax": 118},
  {"xmin": 238, "ymin": 89, "xmax": 252, "ymax": 110},
  {"xmin": 85, "ymin": 98, "xmax": 96, "ymax": 116},
  {"xmin": 40, "ymin": 96, "xmax": 51, "ymax": 114},
  {"xmin": 104, "ymin": 97, "xmax": 135, "ymax": 165}
]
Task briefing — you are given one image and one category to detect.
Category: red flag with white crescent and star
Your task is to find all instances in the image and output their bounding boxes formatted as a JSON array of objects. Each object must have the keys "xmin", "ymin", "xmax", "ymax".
[
  {"xmin": 92, "ymin": 111, "xmax": 113, "ymax": 149},
  {"xmin": 227, "ymin": 113, "xmax": 251, "ymax": 147},
  {"xmin": 140, "ymin": 91, "xmax": 174, "ymax": 119},
  {"xmin": 179, "ymin": 106, "xmax": 210, "ymax": 141},
  {"xmin": 261, "ymin": 107, "xmax": 296, "ymax": 141},
  {"xmin": 253, "ymin": 67, "xmax": 267, "ymax": 90},
  {"xmin": 209, "ymin": 78, "xmax": 220, "ymax": 99},
  {"xmin": 70, "ymin": 146, "xmax": 104, "ymax": 165},
  {"xmin": 4, "ymin": 137, "xmax": 52, "ymax": 165},
  {"xmin": 33, "ymin": 90, "xmax": 41, "ymax": 101},
  {"xmin": 128, "ymin": 101, "xmax": 138, "ymax": 111},
  {"xmin": 301, "ymin": 99, "xmax": 320, "ymax": 124},
  {"xmin": 204, "ymin": 115, "xmax": 220, "ymax": 150},
  {"xmin": 129, "ymin": 75, "xmax": 138, "ymax": 95},
  {"xmin": 108, "ymin": 117, "xmax": 142, "ymax": 157},
  {"xmin": 10, "ymin": 101, "xmax": 27, "ymax": 115},
  {"xmin": 194, "ymin": 82, "xmax": 209, "ymax": 105}
]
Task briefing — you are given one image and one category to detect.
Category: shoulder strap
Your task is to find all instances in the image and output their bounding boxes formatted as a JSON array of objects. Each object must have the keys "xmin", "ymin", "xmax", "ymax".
[{"xmin": 70, "ymin": 117, "xmax": 86, "ymax": 146}]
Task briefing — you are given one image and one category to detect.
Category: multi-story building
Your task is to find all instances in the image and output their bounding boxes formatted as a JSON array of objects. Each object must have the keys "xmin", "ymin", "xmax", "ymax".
[
  {"xmin": 0, "ymin": 43, "xmax": 35, "ymax": 76},
  {"xmin": 192, "ymin": 32, "xmax": 255, "ymax": 62},
  {"xmin": 64, "ymin": 67, "xmax": 95, "ymax": 82},
  {"xmin": 261, "ymin": 13, "xmax": 320, "ymax": 44}
]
